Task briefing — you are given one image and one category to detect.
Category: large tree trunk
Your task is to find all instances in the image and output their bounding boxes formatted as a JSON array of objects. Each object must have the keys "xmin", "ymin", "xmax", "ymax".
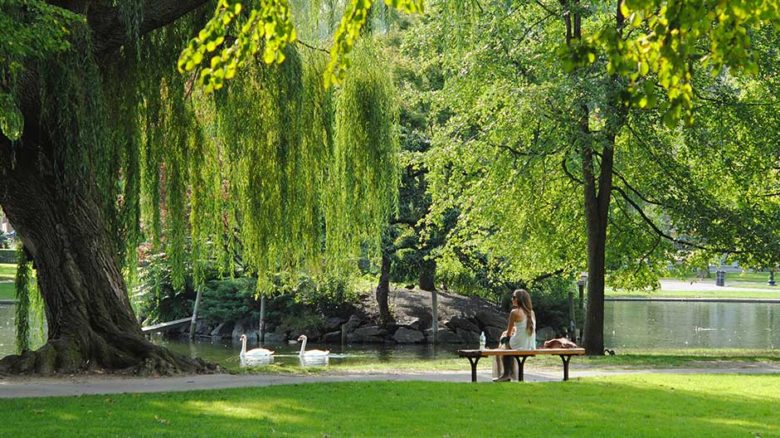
[
  {"xmin": 581, "ymin": 141, "xmax": 614, "ymax": 355},
  {"xmin": 0, "ymin": 134, "xmax": 212, "ymax": 375},
  {"xmin": 565, "ymin": 0, "xmax": 624, "ymax": 356},
  {"xmin": 0, "ymin": 0, "xmax": 214, "ymax": 376}
]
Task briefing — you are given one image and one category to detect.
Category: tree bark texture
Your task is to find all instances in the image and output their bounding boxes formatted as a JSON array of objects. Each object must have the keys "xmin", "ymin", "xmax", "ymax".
[{"xmin": 0, "ymin": 135, "xmax": 212, "ymax": 374}]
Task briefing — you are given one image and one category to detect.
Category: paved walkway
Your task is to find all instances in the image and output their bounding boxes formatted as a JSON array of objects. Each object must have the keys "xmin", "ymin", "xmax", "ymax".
[{"xmin": 2, "ymin": 367, "xmax": 780, "ymax": 398}]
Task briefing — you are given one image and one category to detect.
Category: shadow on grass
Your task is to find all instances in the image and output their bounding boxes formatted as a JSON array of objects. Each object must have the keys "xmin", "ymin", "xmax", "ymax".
[{"xmin": 2, "ymin": 374, "xmax": 779, "ymax": 437}]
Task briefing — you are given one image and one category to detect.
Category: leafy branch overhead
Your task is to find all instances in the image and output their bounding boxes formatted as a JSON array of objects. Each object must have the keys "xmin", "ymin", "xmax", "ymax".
[
  {"xmin": 178, "ymin": 0, "xmax": 424, "ymax": 91},
  {"xmin": 562, "ymin": 0, "xmax": 779, "ymax": 126},
  {"xmin": 0, "ymin": 0, "xmax": 82, "ymax": 140}
]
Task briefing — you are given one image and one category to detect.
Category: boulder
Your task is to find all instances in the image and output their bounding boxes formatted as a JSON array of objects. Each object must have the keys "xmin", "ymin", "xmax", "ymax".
[
  {"xmin": 343, "ymin": 314, "xmax": 363, "ymax": 332},
  {"xmin": 243, "ymin": 329, "xmax": 259, "ymax": 342},
  {"xmin": 324, "ymin": 316, "xmax": 347, "ymax": 331},
  {"xmin": 485, "ymin": 326, "xmax": 504, "ymax": 345},
  {"xmin": 323, "ymin": 330, "xmax": 343, "ymax": 343},
  {"xmin": 393, "ymin": 327, "xmax": 425, "ymax": 343},
  {"xmin": 353, "ymin": 325, "xmax": 387, "ymax": 338},
  {"xmin": 425, "ymin": 328, "xmax": 462, "ymax": 344},
  {"xmin": 232, "ymin": 319, "xmax": 255, "ymax": 339},
  {"xmin": 456, "ymin": 328, "xmax": 480, "ymax": 345},
  {"xmin": 445, "ymin": 315, "xmax": 480, "ymax": 333},
  {"xmin": 475, "ymin": 310, "xmax": 506, "ymax": 329},
  {"xmin": 262, "ymin": 332, "xmax": 287, "ymax": 344},
  {"xmin": 396, "ymin": 317, "xmax": 422, "ymax": 331},
  {"xmin": 298, "ymin": 328, "xmax": 323, "ymax": 341},
  {"xmin": 346, "ymin": 333, "xmax": 384, "ymax": 343},
  {"xmin": 210, "ymin": 322, "xmax": 234, "ymax": 338}
]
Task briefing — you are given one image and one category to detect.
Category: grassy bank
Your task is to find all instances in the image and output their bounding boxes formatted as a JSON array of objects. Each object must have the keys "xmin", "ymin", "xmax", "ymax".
[
  {"xmin": 607, "ymin": 288, "xmax": 780, "ymax": 299},
  {"xmin": 225, "ymin": 349, "xmax": 780, "ymax": 375},
  {"xmin": 0, "ymin": 263, "xmax": 16, "ymax": 281},
  {"xmin": 0, "ymin": 263, "xmax": 16, "ymax": 300},
  {"xmin": 1, "ymin": 375, "xmax": 777, "ymax": 437},
  {"xmin": 608, "ymin": 272, "xmax": 780, "ymax": 299},
  {"xmin": 0, "ymin": 281, "xmax": 14, "ymax": 300}
]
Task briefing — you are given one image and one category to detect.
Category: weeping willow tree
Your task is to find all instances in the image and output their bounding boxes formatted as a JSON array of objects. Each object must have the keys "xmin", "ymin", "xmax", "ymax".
[{"xmin": 0, "ymin": 0, "xmax": 403, "ymax": 375}]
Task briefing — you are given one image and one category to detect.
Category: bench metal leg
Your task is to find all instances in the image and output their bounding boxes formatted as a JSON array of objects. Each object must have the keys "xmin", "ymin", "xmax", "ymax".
[
  {"xmin": 466, "ymin": 356, "xmax": 481, "ymax": 382},
  {"xmin": 512, "ymin": 356, "xmax": 528, "ymax": 382},
  {"xmin": 559, "ymin": 355, "xmax": 572, "ymax": 381}
]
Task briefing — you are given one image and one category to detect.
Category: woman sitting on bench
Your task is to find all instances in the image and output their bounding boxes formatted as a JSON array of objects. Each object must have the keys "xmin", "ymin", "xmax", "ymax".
[{"xmin": 493, "ymin": 289, "xmax": 536, "ymax": 382}]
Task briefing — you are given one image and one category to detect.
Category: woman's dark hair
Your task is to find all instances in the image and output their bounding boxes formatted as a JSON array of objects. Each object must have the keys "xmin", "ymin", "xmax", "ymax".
[{"xmin": 512, "ymin": 289, "xmax": 535, "ymax": 335}]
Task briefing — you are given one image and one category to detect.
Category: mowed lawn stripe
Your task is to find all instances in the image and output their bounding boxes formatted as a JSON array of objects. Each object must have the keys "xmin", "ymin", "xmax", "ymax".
[{"xmin": 1, "ymin": 374, "xmax": 778, "ymax": 437}]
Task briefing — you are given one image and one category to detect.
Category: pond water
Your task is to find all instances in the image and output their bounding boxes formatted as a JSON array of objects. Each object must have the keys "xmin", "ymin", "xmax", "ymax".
[
  {"xmin": 1, "ymin": 301, "xmax": 778, "ymax": 365},
  {"xmin": 604, "ymin": 300, "xmax": 780, "ymax": 349}
]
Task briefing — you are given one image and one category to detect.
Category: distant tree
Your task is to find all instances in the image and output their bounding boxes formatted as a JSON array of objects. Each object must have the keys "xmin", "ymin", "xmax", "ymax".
[{"xmin": 414, "ymin": 0, "xmax": 780, "ymax": 354}]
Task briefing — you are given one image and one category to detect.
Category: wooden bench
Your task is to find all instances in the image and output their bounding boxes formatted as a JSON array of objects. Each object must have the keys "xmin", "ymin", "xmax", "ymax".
[{"xmin": 457, "ymin": 348, "xmax": 586, "ymax": 382}]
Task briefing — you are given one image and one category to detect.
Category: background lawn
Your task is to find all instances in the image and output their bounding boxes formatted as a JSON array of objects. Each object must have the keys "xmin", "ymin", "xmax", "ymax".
[
  {"xmin": 608, "ymin": 271, "xmax": 780, "ymax": 299},
  {"xmin": 227, "ymin": 349, "xmax": 780, "ymax": 375},
  {"xmin": 0, "ymin": 281, "xmax": 14, "ymax": 300},
  {"xmin": 0, "ymin": 263, "xmax": 16, "ymax": 281},
  {"xmin": 606, "ymin": 288, "xmax": 780, "ymax": 299},
  {"xmin": 1, "ymin": 374, "xmax": 778, "ymax": 437},
  {"xmin": 0, "ymin": 263, "xmax": 16, "ymax": 300}
]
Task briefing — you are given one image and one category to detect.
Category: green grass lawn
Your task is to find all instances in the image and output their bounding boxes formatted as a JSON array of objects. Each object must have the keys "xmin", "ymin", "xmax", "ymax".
[
  {"xmin": 608, "ymin": 271, "xmax": 780, "ymax": 298},
  {"xmin": 1, "ymin": 374, "xmax": 778, "ymax": 437},
  {"xmin": 606, "ymin": 288, "xmax": 780, "ymax": 299},
  {"xmin": 0, "ymin": 263, "xmax": 16, "ymax": 281},
  {"xmin": 0, "ymin": 281, "xmax": 14, "ymax": 300},
  {"xmin": 317, "ymin": 349, "xmax": 780, "ymax": 374}
]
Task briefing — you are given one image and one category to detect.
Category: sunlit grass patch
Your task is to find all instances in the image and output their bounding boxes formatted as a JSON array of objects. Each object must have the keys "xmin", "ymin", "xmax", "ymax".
[
  {"xmin": 0, "ymin": 281, "xmax": 14, "ymax": 300},
  {"xmin": 2, "ymin": 374, "xmax": 778, "ymax": 437},
  {"xmin": 0, "ymin": 263, "xmax": 16, "ymax": 281}
]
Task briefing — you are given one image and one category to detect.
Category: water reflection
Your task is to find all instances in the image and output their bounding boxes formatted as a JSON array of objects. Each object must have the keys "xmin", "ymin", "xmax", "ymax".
[
  {"xmin": 298, "ymin": 355, "xmax": 329, "ymax": 367},
  {"xmin": 240, "ymin": 355, "xmax": 274, "ymax": 367},
  {"xmin": 605, "ymin": 301, "xmax": 780, "ymax": 349}
]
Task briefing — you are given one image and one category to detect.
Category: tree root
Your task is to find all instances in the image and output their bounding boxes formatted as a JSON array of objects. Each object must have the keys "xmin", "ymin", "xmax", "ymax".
[{"xmin": 0, "ymin": 338, "xmax": 219, "ymax": 376}]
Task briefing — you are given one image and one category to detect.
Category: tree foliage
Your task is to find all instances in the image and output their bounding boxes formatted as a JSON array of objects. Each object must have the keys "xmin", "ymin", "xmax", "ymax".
[
  {"xmin": 405, "ymin": 1, "xmax": 780, "ymax": 352},
  {"xmin": 178, "ymin": 0, "xmax": 423, "ymax": 90},
  {"xmin": 568, "ymin": 0, "xmax": 780, "ymax": 125},
  {"xmin": 1, "ymin": 1, "xmax": 403, "ymax": 314}
]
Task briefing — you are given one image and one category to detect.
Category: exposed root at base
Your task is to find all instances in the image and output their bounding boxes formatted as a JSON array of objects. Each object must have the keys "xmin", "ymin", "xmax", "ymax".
[{"xmin": 0, "ymin": 341, "xmax": 220, "ymax": 376}]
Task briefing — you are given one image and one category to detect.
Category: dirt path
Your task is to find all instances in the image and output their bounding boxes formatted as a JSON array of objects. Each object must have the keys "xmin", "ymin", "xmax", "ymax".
[{"xmin": 2, "ymin": 366, "xmax": 780, "ymax": 398}]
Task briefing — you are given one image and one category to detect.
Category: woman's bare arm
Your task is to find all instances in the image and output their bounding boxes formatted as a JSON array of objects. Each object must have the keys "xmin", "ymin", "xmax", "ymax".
[{"xmin": 505, "ymin": 309, "xmax": 519, "ymax": 341}]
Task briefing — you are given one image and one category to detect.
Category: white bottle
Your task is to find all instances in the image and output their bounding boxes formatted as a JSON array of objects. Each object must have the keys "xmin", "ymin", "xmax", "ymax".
[{"xmin": 479, "ymin": 331, "xmax": 486, "ymax": 350}]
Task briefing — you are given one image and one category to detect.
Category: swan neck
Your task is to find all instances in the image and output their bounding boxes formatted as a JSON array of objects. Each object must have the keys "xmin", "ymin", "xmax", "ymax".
[
  {"xmin": 299, "ymin": 337, "xmax": 307, "ymax": 355},
  {"xmin": 240, "ymin": 336, "xmax": 247, "ymax": 355}
]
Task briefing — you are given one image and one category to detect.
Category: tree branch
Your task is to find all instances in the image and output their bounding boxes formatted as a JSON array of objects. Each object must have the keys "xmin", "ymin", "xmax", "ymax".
[
  {"xmin": 561, "ymin": 156, "xmax": 583, "ymax": 184},
  {"xmin": 296, "ymin": 39, "xmax": 329, "ymax": 54},
  {"xmin": 81, "ymin": 0, "xmax": 211, "ymax": 55},
  {"xmin": 612, "ymin": 184, "xmax": 740, "ymax": 254},
  {"xmin": 611, "ymin": 168, "xmax": 664, "ymax": 206}
]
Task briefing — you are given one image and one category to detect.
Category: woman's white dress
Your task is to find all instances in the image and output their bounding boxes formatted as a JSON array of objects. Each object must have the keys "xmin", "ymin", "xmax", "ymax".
[{"xmin": 509, "ymin": 314, "xmax": 536, "ymax": 350}]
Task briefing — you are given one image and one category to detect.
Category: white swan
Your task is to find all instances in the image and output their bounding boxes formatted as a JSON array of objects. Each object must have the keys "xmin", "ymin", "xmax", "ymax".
[
  {"xmin": 297, "ymin": 335, "xmax": 329, "ymax": 357},
  {"xmin": 239, "ymin": 334, "xmax": 274, "ymax": 359}
]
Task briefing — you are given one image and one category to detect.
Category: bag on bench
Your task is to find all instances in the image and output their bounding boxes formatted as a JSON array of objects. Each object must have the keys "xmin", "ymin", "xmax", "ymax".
[{"xmin": 542, "ymin": 338, "xmax": 578, "ymax": 349}]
